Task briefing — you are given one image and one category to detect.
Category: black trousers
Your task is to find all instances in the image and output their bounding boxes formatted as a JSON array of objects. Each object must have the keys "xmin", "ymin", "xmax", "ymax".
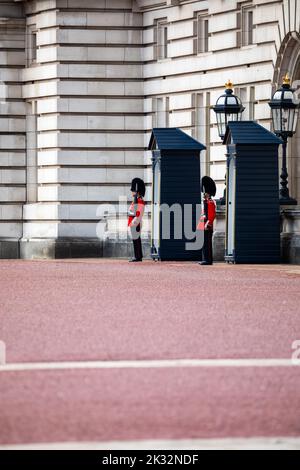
[
  {"xmin": 130, "ymin": 224, "xmax": 143, "ymax": 260},
  {"xmin": 202, "ymin": 229, "xmax": 213, "ymax": 264}
]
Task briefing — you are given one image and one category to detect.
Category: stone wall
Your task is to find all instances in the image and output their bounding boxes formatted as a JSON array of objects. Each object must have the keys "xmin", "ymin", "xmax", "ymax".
[{"xmin": 19, "ymin": 0, "xmax": 146, "ymax": 258}]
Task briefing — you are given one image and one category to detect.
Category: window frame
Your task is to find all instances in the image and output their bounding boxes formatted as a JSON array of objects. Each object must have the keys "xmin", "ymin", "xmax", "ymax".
[
  {"xmin": 26, "ymin": 25, "xmax": 38, "ymax": 66},
  {"xmin": 196, "ymin": 13, "xmax": 209, "ymax": 54},
  {"xmin": 155, "ymin": 18, "xmax": 169, "ymax": 61},
  {"xmin": 153, "ymin": 96, "xmax": 170, "ymax": 128},
  {"xmin": 241, "ymin": 3, "xmax": 254, "ymax": 47}
]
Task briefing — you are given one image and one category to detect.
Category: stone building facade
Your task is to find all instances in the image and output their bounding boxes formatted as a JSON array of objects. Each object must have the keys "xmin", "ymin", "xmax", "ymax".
[{"xmin": 0, "ymin": 0, "xmax": 300, "ymax": 261}]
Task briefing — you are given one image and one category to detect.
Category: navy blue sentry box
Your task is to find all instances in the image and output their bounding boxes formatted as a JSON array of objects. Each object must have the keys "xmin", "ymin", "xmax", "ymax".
[
  {"xmin": 223, "ymin": 121, "xmax": 283, "ymax": 264},
  {"xmin": 148, "ymin": 128, "xmax": 206, "ymax": 261}
]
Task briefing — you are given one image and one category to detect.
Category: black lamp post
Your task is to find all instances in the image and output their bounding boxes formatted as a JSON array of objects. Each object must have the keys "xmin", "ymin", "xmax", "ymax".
[
  {"xmin": 269, "ymin": 74, "xmax": 299, "ymax": 205},
  {"xmin": 213, "ymin": 80, "xmax": 245, "ymax": 205}
]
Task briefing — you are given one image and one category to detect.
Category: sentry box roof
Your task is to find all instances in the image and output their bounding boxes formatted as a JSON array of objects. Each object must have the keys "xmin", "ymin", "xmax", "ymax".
[
  {"xmin": 223, "ymin": 121, "xmax": 283, "ymax": 145},
  {"xmin": 148, "ymin": 128, "xmax": 206, "ymax": 151}
]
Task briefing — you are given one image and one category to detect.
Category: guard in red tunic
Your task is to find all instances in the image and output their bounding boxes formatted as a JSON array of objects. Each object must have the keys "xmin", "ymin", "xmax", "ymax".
[
  {"xmin": 197, "ymin": 176, "xmax": 217, "ymax": 266},
  {"xmin": 128, "ymin": 178, "xmax": 146, "ymax": 263}
]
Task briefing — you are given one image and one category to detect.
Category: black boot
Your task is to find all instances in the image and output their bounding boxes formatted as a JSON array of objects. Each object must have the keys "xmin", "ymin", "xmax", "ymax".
[
  {"xmin": 200, "ymin": 230, "xmax": 213, "ymax": 265},
  {"xmin": 130, "ymin": 224, "xmax": 143, "ymax": 262}
]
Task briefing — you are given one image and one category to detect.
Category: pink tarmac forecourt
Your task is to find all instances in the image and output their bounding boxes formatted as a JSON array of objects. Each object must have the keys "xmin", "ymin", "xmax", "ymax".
[{"xmin": 0, "ymin": 259, "xmax": 300, "ymax": 449}]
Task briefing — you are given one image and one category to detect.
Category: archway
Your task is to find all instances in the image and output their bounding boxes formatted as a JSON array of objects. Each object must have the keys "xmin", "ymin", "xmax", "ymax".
[{"xmin": 273, "ymin": 32, "xmax": 300, "ymax": 202}]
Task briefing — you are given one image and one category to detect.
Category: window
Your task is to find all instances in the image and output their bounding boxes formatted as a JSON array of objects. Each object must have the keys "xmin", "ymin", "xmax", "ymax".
[
  {"xmin": 234, "ymin": 86, "xmax": 255, "ymax": 120},
  {"xmin": 242, "ymin": 6, "xmax": 253, "ymax": 46},
  {"xmin": 31, "ymin": 31, "xmax": 37, "ymax": 61},
  {"xmin": 248, "ymin": 86, "xmax": 255, "ymax": 120},
  {"xmin": 26, "ymin": 26, "xmax": 37, "ymax": 66},
  {"xmin": 192, "ymin": 92, "xmax": 210, "ymax": 177},
  {"xmin": 26, "ymin": 101, "xmax": 38, "ymax": 203},
  {"xmin": 155, "ymin": 19, "xmax": 168, "ymax": 61},
  {"xmin": 197, "ymin": 14, "xmax": 209, "ymax": 54},
  {"xmin": 153, "ymin": 97, "xmax": 169, "ymax": 128},
  {"xmin": 192, "ymin": 93, "xmax": 205, "ymax": 141},
  {"xmin": 238, "ymin": 3, "xmax": 254, "ymax": 47}
]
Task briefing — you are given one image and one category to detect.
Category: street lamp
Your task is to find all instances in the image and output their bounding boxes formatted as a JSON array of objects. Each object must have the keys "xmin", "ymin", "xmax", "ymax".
[
  {"xmin": 213, "ymin": 80, "xmax": 245, "ymax": 140},
  {"xmin": 213, "ymin": 80, "xmax": 245, "ymax": 204},
  {"xmin": 269, "ymin": 74, "xmax": 299, "ymax": 205}
]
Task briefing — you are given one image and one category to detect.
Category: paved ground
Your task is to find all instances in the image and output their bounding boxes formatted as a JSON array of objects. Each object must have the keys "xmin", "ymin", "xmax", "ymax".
[{"xmin": 0, "ymin": 259, "xmax": 300, "ymax": 449}]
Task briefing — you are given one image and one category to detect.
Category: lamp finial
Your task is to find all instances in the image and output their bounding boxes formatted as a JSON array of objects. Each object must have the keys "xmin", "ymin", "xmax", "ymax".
[
  {"xmin": 283, "ymin": 73, "xmax": 291, "ymax": 86},
  {"xmin": 225, "ymin": 80, "xmax": 233, "ymax": 90}
]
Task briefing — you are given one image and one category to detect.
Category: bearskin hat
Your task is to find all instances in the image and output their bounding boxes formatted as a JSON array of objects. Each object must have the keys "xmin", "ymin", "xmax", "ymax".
[
  {"xmin": 201, "ymin": 176, "xmax": 217, "ymax": 197},
  {"xmin": 130, "ymin": 178, "xmax": 146, "ymax": 197}
]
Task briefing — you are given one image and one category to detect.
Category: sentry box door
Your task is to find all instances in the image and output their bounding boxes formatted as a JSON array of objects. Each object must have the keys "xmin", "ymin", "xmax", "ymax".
[{"xmin": 148, "ymin": 128, "xmax": 206, "ymax": 261}]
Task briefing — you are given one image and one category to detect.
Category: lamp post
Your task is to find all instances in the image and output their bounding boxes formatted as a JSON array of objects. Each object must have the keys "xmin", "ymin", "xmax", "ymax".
[
  {"xmin": 213, "ymin": 80, "xmax": 245, "ymax": 205},
  {"xmin": 269, "ymin": 74, "xmax": 299, "ymax": 205}
]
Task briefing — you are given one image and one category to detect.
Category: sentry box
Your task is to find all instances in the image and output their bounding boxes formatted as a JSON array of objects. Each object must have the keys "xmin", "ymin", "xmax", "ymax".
[
  {"xmin": 148, "ymin": 128, "xmax": 206, "ymax": 261},
  {"xmin": 223, "ymin": 121, "xmax": 283, "ymax": 264}
]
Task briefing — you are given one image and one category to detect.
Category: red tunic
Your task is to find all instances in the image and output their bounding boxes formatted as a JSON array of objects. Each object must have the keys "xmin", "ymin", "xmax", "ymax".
[
  {"xmin": 128, "ymin": 197, "xmax": 145, "ymax": 227},
  {"xmin": 197, "ymin": 198, "xmax": 216, "ymax": 231}
]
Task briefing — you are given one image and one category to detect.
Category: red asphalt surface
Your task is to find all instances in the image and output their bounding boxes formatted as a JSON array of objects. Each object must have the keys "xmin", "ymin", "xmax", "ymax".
[{"xmin": 0, "ymin": 259, "xmax": 300, "ymax": 446}]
